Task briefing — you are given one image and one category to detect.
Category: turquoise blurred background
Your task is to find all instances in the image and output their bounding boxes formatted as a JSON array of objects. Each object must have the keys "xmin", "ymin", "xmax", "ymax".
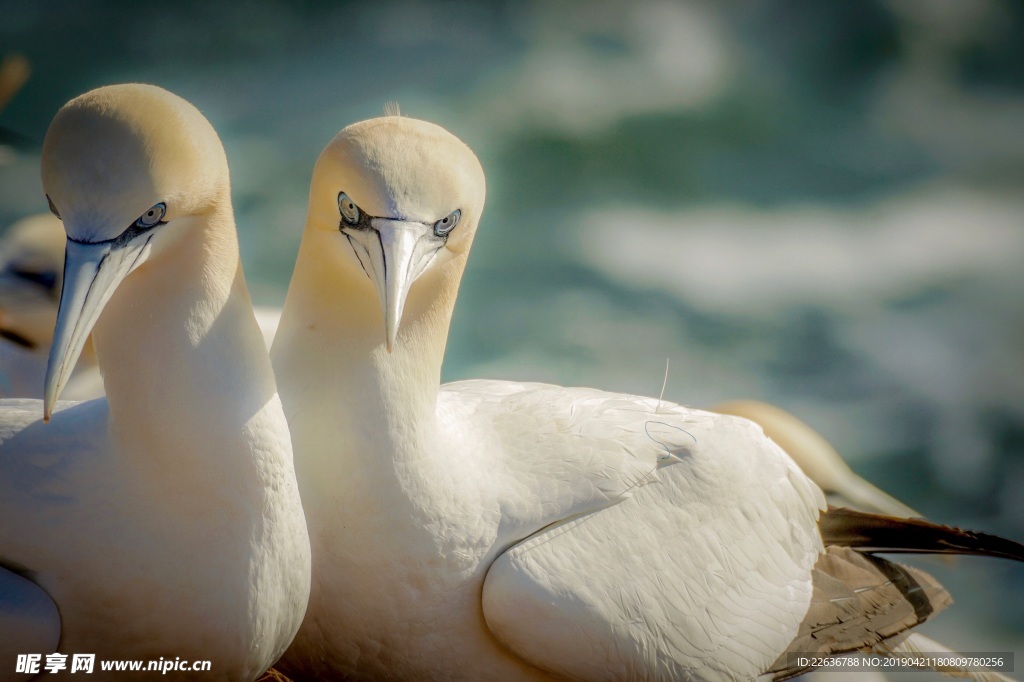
[{"xmin": 2, "ymin": 0, "xmax": 1023, "ymax": 668}]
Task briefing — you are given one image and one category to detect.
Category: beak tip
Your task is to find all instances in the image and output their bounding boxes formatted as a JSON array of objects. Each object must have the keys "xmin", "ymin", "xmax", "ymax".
[
  {"xmin": 42, "ymin": 386, "xmax": 57, "ymax": 423},
  {"xmin": 385, "ymin": 318, "xmax": 398, "ymax": 354}
]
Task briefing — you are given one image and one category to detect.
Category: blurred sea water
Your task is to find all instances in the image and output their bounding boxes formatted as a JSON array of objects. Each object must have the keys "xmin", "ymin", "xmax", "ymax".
[{"xmin": 2, "ymin": 0, "xmax": 1023, "ymax": 669}]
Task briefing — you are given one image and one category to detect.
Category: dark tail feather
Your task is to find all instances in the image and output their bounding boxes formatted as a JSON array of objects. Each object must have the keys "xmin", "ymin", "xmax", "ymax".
[{"xmin": 820, "ymin": 506, "xmax": 1024, "ymax": 562}]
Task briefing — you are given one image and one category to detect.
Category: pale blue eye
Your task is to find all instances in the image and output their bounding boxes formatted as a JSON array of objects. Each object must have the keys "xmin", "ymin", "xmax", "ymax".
[
  {"xmin": 136, "ymin": 203, "xmax": 166, "ymax": 228},
  {"xmin": 434, "ymin": 209, "xmax": 460, "ymax": 237},
  {"xmin": 338, "ymin": 192, "xmax": 360, "ymax": 224}
]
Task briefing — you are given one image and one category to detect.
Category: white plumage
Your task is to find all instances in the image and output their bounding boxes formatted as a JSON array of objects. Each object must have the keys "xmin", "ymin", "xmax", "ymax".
[{"xmin": 0, "ymin": 84, "xmax": 310, "ymax": 680}]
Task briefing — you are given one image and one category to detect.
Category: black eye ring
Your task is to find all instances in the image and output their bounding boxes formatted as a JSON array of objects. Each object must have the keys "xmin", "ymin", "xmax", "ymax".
[
  {"xmin": 434, "ymin": 209, "xmax": 460, "ymax": 237},
  {"xmin": 136, "ymin": 203, "xmax": 167, "ymax": 228},
  {"xmin": 338, "ymin": 192, "xmax": 361, "ymax": 225}
]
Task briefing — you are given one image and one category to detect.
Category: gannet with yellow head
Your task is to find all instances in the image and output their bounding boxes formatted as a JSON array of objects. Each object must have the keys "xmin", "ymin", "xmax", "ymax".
[
  {"xmin": 273, "ymin": 115, "xmax": 1024, "ymax": 680},
  {"xmin": 0, "ymin": 84, "xmax": 310, "ymax": 680}
]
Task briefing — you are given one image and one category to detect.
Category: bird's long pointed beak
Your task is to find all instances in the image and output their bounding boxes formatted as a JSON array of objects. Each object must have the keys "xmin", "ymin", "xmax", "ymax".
[
  {"xmin": 43, "ymin": 236, "xmax": 150, "ymax": 421},
  {"xmin": 345, "ymin": 219, "xmax": 441, "ymax": 352}
]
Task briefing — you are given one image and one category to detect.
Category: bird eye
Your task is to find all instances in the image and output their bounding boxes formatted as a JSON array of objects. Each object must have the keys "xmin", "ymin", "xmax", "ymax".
[
  {"xmin": 46, "ymin": 195, "xmax": 60, "ymax": 219},
  {"xmin": 338, "ymin": 192, "xmax": 360, "ymax": 225},
  {"xmin": 135, "ymin": 203, "xmax": 167, "ymax": 228},
  {"xmin": 433, "ymin": 209, "xmax": 460, "ymax": 237}
]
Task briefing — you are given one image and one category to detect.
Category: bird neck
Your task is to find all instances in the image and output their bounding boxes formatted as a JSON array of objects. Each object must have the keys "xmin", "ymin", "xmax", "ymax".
[
  {"xmin": 91, "ymin": 203, "xmax": 281, "ymax": 471},
  {"xmin": 274, "ymin": 225, "xmax": 462, "ymax": 475}
]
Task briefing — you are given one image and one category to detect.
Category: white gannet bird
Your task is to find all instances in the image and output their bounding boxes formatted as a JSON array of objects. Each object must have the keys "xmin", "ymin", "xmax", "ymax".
[
  {"xmin": 712, "ymin": 400, "xmax": 920, "ymax": 518},
  {"xmin": 0, "ymin": 84, "xmax": 310, "ymax": 680},
  {"xmin": 0, "ymin": 213, "xmax": 104, "ymax": 400},
  {"xmin": 272, "ymin": 116, "xmax": 1024, "ymax": 681}
]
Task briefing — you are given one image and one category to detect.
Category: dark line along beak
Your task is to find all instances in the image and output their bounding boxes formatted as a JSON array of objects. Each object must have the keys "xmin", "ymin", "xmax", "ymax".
[
  {"xmin": 343, "ymin": 219, "xmax": 443, "ymax": 352},
  {"xmin": 43, "ymin": 235, "xmax": 151, "ymax": 421}
]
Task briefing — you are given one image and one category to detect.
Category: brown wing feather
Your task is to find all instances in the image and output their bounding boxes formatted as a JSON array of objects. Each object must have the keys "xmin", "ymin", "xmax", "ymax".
[{"xmin": 765, "ymin": 546, "xmax": 952, "ymax": 680}]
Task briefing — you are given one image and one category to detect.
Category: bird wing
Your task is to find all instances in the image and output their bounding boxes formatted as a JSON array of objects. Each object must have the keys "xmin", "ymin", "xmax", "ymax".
[
  {"xmin": 0, "ymin": 566, "xmax": 60, "ymax": 672},
  {"xmin": 0, "ymin": 398, "xmax": 110, "ymax": 612},
  {"xmin": 441, "ymin": 381, "xmax": 703, "ymax": 532},
  {"xmin": 468, "ymin": 376, "xmax": 1020, "ymax": 680},
  {"xmin": 0, "ymin": 397, "xmax": 112, "ymax": 527},
  {"xmin": 764, "ymin": 546, "xmax": 951, "ymax": 680},
  {"xmin": 458, "ymin": 381, "xmax": 826, "ymax": 680},
  {"xmin": 0, "ymin": 400, "xmax": 100, "ymax": 670}
]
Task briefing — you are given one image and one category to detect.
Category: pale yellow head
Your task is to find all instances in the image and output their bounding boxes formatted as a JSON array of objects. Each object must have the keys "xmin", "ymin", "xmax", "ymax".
[
  {"xmin": 306, "ymin": 115, "xmax": 485, "ymax": 350},
  {"xmin": 42, "ymin": 83, "xmax": 229, "ymax": 249}
]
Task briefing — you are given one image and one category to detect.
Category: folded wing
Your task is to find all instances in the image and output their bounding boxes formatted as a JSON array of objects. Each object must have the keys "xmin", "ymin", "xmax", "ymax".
[{"xmin": 482, "ymin": 408, "xmax": 826, "ymax": 681}]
